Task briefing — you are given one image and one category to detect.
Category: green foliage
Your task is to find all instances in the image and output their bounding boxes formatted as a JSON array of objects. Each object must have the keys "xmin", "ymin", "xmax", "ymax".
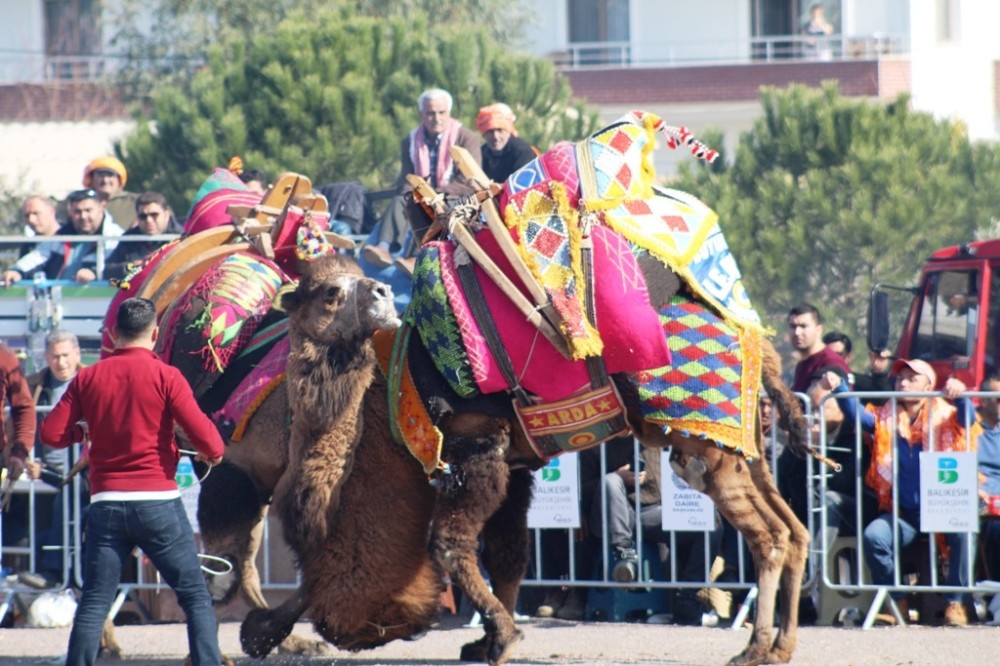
[
  {"xmin": 672, "ymin": 82, "xmax": 1000, "ymax": 354},
  {"xmin": 105, "ymin": 0, "xmax": 533, "ymax": 103},
  {"xmin": 0, "ymin": 175, "xmax": 27, "ymax": 271},
  {"xmin": 118, "ymin": 10, "xmax": 598, "ymax": 212}
]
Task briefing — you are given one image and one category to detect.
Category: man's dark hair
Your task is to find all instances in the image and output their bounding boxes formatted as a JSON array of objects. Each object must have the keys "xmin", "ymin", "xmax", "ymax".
[
  {"xmin": 788, "ymin": 302, "xmax": 822, "ymax": 324},
  {"xmin": 981, "ymin": 371, "xmax": 1000, "ymax": 391},
  {"xmin": 116, "ymin": 297, "xmax": 157, "ymax": 340},
  {"xmin": 135, "ymin": 191, "xmax": 168, "ymax": 211},
  {"xmin": 822, "ymin": 330, "xmax": 852, "ymax": 356}
]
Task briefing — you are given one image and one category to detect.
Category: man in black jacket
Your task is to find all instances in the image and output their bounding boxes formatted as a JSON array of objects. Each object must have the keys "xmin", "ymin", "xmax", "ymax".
[
  {"xmin": 475, "ymin": 103, "xmax": 537, "ymax": 184},
  {"xmin": 104, "ymin": 191, "xmax": 182, "ymax": 280}
]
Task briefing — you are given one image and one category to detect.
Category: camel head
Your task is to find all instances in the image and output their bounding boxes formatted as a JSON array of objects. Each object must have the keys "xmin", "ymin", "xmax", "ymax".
[{"xmin": 280, "ymin": 254, "xmax": 399, "ymax": 344}]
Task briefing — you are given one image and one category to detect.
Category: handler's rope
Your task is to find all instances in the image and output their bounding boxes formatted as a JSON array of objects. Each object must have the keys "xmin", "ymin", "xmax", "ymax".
[{"xmin": 177, "ymin": 448, "xmax": 214, "ymax": 486}]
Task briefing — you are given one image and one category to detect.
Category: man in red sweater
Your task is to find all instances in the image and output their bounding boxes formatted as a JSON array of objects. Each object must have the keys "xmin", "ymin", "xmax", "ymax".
[
  {"xmin": 41, "ymin": 297, "xmax": 224, "ymax": 666},
  {"xmin": 787, "ymin": 302, "xmax": 851, "ymax": 393}
]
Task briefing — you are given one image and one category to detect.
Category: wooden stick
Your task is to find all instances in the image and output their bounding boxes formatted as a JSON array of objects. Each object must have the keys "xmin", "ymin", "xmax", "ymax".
[
  {"xmin": 449, "ymin": 146, "xmax": 551, "ymax": 310},
  {"xmin": 406, "ymin": 176, "xmax": 571, "ymax": 358}
]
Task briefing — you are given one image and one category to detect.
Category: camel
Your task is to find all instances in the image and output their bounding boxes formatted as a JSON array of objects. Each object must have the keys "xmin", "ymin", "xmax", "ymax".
[
  {"xmin": 97, "ymin": 253, "xmax": 436, "ymax": 662},
  {"xmin": 202, "ymin": 254, "xmax": 445, "ymax": 657}
]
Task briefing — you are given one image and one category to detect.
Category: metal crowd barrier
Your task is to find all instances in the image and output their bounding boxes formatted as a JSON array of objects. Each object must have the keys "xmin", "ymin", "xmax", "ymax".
[
  {"xmin": 9, "ymin": 316, "xmax": 997, "ymax": 628},
  {"xmin": 517, "ymin": 395, "xmax": 821, "ymax": 627}
]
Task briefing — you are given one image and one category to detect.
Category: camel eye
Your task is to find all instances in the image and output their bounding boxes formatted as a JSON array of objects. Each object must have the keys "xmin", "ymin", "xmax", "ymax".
[{"xmin": 324, "ymin": 285, "xmax": 341, "ymax": 302}]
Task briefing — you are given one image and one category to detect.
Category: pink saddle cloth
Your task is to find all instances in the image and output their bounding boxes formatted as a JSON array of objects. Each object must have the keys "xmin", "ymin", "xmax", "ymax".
[{"xmin": 440, "ymin": 224, "xmax": 669, "ymax": 401}]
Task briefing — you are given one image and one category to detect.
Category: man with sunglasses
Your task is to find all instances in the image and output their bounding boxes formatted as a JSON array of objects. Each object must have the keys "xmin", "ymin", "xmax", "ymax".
[
  {"xmin": 104, "ymin": 192, "xmax": 182, "ymax": 280},
  {"xmin": 3, "ymin": 189, "xmax": 122, "ymax": 286}
]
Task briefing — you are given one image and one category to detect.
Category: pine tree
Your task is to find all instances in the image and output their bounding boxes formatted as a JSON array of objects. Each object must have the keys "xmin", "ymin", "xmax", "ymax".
[
  {"xmin": 672, "ymin": 82, "xmax": 1000, "ymax": 348},
  {"xmin": 119, "ymin": 9, "xmax": 597, "ymax": 212}
]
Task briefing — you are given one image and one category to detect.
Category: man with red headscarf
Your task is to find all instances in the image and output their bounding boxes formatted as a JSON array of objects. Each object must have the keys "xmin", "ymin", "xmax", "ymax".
[
  {"xmin": 475, "ymin": 103, "xmax": 537, "ymax": 184},
  {"xmin": 82, "ymin": 156, "xmax": 138, "ymax": 230}
]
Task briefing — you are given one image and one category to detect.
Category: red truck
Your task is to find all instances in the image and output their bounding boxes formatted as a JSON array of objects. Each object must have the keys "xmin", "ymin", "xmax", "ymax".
[{"xmin": 869, "ymin": 239, "xmax": 1000, "ymax": 390}]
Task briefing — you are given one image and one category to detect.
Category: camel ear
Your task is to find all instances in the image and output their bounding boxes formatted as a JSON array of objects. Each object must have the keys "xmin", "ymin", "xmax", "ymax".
[{"xmin": 273, "ymin": 282, "xmax": 301, "ymax": 313}]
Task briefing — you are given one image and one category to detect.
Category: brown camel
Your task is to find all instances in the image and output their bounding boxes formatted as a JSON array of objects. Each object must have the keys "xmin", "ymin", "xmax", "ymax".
[
  {"xmin": 98, "ymin": 254, "xmax": 435, "ymax": 662},
  {"xmin": 229, "ymin": 259, "xmax": 811, "ymax": 666}
]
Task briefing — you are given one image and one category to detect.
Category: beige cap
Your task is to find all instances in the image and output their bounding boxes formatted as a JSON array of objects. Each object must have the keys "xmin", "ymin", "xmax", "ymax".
[{"xmin": 891, "ymin": 358, "xmax": 937, "ymax": 387}]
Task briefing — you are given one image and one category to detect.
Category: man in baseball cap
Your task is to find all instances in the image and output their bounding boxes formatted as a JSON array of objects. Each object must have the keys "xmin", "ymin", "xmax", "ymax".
[
  {"xmin": 82, "ymin": 156, "xmax": 138, "ymax": 230},
  {"xmin": 891, "ymin": 357, "xmax": 937, "ymax": 390}
]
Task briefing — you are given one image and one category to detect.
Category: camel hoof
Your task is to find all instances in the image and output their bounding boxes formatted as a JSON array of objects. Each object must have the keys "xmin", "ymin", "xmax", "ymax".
[
  {"xmin": 459, "ymin": 636, "xmax": 489, "ymax": 662},
  {"xmin": 727, "ymin": 649, "xmax": 769, "ymax": 666},
  {"xmin": 765, "ymin": 648, "xmax": 794, "ymax": 664},
  {"xmin": 487, "ymin": 628, "xmax": 523, "ymax": 666},
  {"xmin": 277, "ymin": 633, "xmax": 333, "ymax": 657},
  {"xmin": 241, "ymin": 608, "xmax": 294, "ymax": 658},
  {"xmin": 184, "ymin": 656, "xmax": 235, "ymax": 666}
]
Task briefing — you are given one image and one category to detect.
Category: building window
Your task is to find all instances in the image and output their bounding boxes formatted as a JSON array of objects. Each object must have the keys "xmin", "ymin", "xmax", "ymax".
[
  {"xmin": 44, "ymin": 0, "xmax": 103, "ymax": 79},
  {"xmin": 567, "ymin": 0, "xmax": 630, "ymax": 65}
]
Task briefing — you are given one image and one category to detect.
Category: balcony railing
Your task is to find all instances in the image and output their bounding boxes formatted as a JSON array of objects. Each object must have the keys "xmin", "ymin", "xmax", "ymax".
[
  {"xmin": 556, "ymin": 33, "xmax": 908, "ymax": 68},
  {"xmin": 0, "ymin": 54, "xmax": 115, "ymax": 84}
]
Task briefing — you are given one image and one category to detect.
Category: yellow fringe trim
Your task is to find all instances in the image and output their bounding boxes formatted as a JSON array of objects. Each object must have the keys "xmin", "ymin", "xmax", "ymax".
[{"xmin": 507, "ymin": 180, "xmax": 603, "ymax": 360}]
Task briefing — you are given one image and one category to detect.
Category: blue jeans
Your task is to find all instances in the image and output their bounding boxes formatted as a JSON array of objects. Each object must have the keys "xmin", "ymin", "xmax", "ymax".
[
  {"xmin": 66, "ymin": 499, "xmax": 220, "ymax": 666},
  {"xmin": 862, "ymin": 511, "xmax": 971, "ymax": 603}
]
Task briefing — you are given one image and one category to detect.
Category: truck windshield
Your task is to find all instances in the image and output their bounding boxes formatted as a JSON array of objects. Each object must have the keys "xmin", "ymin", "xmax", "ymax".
[{"xmin": 911, "ymin": 269, "xmax": 979, "ymax": 361}]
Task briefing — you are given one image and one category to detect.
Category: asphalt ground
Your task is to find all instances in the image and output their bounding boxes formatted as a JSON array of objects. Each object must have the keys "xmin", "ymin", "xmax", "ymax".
[{"xmin": 2, "ymin": 614, "xmax": 998, "ymax": 665}]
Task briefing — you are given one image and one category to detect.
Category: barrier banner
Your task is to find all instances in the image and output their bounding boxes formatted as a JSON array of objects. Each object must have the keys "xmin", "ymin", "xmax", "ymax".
[
  {"xmin": 660, "ymin": 450, "xmax": 716, "ymax": 531},
  {"xmin": 528, "ymin": 453, "xmax": 581, "ymax": 529},
  {"xmin": 920, "ymin": 451, "xmax": 978, "ymax": 533}
]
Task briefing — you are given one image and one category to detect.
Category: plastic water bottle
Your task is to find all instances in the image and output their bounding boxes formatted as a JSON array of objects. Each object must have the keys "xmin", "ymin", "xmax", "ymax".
[
  {"xmin": 175, "ymin": 456, "xmax": 196, "ymax": 490},
  {"xmin": 50, "ymin": 284, "xmax": 63, "ymax": 328}
]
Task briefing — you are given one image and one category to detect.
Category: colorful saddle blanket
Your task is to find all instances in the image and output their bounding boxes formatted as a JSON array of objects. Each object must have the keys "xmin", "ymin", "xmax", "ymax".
[
  {"xmin": 404, "ymin": 109, "xmax": 766, "ymax": 463},
  {"xmin": 159, "ymin": 252, "xmax": 285, "ymax": 398},
  {"xmin": 636, "ymin": 293, "xmax": 763, "ymax": 459},
  {"xmin": 212, "ymin": 322, "xmax": 290, "ymax": 442},
  {"xmin": 503, "ymin": 110, "xmax": 758, "ymax": 331},
  {"xmin": 184, "ymin": 167, "xmax": 262, "ymax": 235}
]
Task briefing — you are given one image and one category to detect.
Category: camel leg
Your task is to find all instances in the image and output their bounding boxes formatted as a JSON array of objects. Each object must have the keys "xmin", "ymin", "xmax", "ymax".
[
  {"xmin": 100, "ymin": 618, "xmax": 123, "ymax": 658},
  {"xmin": 431, "ymin": 424, "xmax": 523, "ymax": 666},
  {"xmin": 240, "ymin": 583, "xmax": 310, "ymax": 658},
  {"xmin": 481, "ymin": 467, "xmax": 534, "ymax": 615},
  {"xmin": 756, "ymin": 464, "xmax": 809, "ymax": 664},
  {"xmin": 651, "ymin": 431, "xmax": 799, "ymax": 666},
  {"xmin": 705, "ymin": 456, "xmax": 797, "ymax": 666}
]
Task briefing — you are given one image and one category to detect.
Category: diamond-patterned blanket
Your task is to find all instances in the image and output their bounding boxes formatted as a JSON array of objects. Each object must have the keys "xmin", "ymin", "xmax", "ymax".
[{"xmin": 636, "ymin": 293, "xmax": 762, "ymax": 459}]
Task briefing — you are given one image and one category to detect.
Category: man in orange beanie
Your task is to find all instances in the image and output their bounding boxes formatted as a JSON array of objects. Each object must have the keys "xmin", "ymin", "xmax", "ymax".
[
  {"xmin": 475, "ymin": 103, "xmax": 537, "ymax": 183},
  {"xmin": 82, "ymin": 157, "xmax": 138, "ymax": 230}
]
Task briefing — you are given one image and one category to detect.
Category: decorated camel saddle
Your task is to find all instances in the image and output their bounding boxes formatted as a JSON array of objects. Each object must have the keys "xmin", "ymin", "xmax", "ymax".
[
  {"xmin": 101, "ymin": 170, "xmax": 353, "ymax": 434},
  {"xmin": 391, "ymin": 110, "xmax": 767, "ymax": 474}
]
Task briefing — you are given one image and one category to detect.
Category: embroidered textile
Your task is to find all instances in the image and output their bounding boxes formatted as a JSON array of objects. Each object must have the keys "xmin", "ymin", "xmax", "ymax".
[
  {"xmin": 505, "ymin": 180, "xmax": 601, "ymax": 358},
  {"xmin": 406, "ymin": 244, "xmax": 478, "ymax": 397},
  {"xmin": 378, "ymin": 326, "xmax": 443, "ymax": 475},
  {"xmin": 636, "ymin": 293, "xmax": 762, "ymax": 459},
  {"xmin": 214, "ymin": 335, "xmax": 290, "ymax": 442}
]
